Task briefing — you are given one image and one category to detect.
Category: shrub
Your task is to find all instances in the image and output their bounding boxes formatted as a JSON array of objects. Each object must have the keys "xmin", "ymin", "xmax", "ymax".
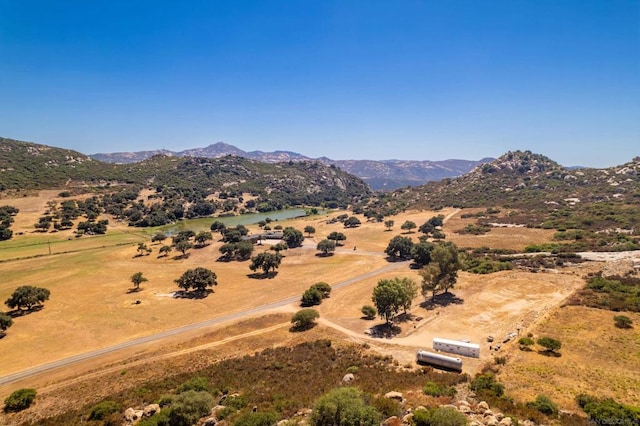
[
  {"xmin": 361, "ymin": 305, "xmax": 377, "ymax": 319},
  {"xmin": 167, "ymin": 390, "xmax": 214, "ymax": 426},
  {"xmin": 177, "ymin": 376, "xmax": 210, "ymax": 393},
  {"xmin": 234, "ymin": 411, "xmax": 279, "ymax": 426},
  {"xmin": 518, "ymin": 337, "xmax": 534, "ymax": 349},
  {"xmin": 527, "ymin": 395, "xmax": 558, "ymax": 416},
  {"xmin": 413, "ymin": 407, "xmax": 467, "ymax": 426},
  {"xmin": 614, "ymin": 315, "xmax": 633, "ymax": 329},
  {"xmin": 310, "ymin": 387, "xmax": 381, "ymax": 426},
  {"xmin": 88, "ymin": 400, "xmax": 122, "ymax": 420},
  {"xmin": 301, "ymin": 288, "xmax": 323, "ymax": 306},
  {"xmin": 291, "ymin": 309, "xmax": 319, "ymax": 331},
  {"xmin": 3, "ymin": 388, "xmax": 37, "ymax": 412},
  {"xmin": 372, "ymin": 395, "xmax": 400, "ymax": 418},
  {"xmin": 536, "ymin": 337, "xmax": 561, "ymax": 352},
  {"xmin": 310, "ymin": 282, "xmax": 332, "ymax": 298},
  {"xmin": 469, "ymin": 374, "xmax": 504, "ymax": 397},
  {"xmin": 423, "ymin": 381, "xmax": 457, "ymax": 397},
  {"xmin": 576, "ymin": 394, "xmax": 640, "ymax": 426}
]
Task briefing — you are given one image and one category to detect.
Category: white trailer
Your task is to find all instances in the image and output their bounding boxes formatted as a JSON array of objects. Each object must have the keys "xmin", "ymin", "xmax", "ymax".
[
  {"xmin": 433, "ymin": 337, "xmax": 480, "ymax": 358},
  {"xmin": 416, "ymin": 350, "xmax": 463, "ymax": 371}
]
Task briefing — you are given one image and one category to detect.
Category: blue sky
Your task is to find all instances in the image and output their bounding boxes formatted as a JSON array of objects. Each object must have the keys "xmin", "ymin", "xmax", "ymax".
[{"xmin": 1, "ymin": 1, "xmax": 638, "ymax": 167}]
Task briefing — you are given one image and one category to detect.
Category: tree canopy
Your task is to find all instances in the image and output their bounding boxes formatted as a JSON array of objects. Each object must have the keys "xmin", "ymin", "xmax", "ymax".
[
  {"xmin": 291, "ymin": 309, "xmax": 320, "ymax": 331},
  {"xmin": 283, "ymin": 227, "xmax": 305, "ymax": 248},
  {"xmin": 0, "ymin": 312, "xmax": 13, "ymax": 335},
  {"xmin": 317, "ymin": 239, "xmax": 336, "ymax": 256},
  {"xmin": 174, "ymin": 267, "xmax": 218, "ymax": 293},
  {"xmin": 384, "ymin": 235, "xmax": 414, "ymax": 259},
  {"xmin": 5, "ymin": 286, "xmax": 50, "ymax": 311},
  {"xmin": 419, "ymin": 242, "xmax": 461, "ymax": 300},
  {"xmin": 249, "ymin": 252, "xmax": 283, "ymax": 276},
  {"xmin": 372, "ymin": 277, "xmax": 418, "ymax": 324},
  {"xmin": 130, "ymin": 272, "xmax": 148, "ymax": 291}
]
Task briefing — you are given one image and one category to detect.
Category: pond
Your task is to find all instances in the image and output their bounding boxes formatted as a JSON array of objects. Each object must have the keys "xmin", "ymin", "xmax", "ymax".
[{"xmin": 156, "ymin": 208, "xmax": 326, "ymax": 234}]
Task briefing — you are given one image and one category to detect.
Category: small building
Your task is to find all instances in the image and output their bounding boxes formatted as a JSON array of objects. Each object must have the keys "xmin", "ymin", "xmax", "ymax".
[{"xmin": 433, "ymin": 337, "xmax": 480, "ymax": 358}]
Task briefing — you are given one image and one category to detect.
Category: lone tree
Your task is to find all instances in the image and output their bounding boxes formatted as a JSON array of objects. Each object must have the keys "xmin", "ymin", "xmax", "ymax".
[
  {"xmin": 304, "ymin": 225, "xmax": 316, "ymax": 237},
  {"xmin": 5, "ymin": 286, "xmax": 50, "ymax": 312},
  {"xmin": 283, "ymin": 227, "xmax": 305, "ymax": 248},
  {"xmin": 384, "ymin": 220, "xmax": 394, "ymax": 231},
  {"xmin": 194, "ymin": 231, "xmax": 213, "ymax": 247},
  {"xmin": 175, "ymin": 267, "xmax": 218, "ymax": 293},
  {"xmin": 159, "ymin": 245, "xmax": 172, "ymax": 257},
  {"xmin": 175, "ymin": 240, "xmax": 194, "ymax": 258},
  {"xmin": 311, "ymin": 282, "xmax": 332, "ymax": 298},
  {"xmin": 317, "ymin": 239, "xmax": 336, "ymax": 256},
  {"xmin": 301, "ymin": 288, "xmax": 323, "ymax": 306},
  {"xmin": 411, "ymin": 241, "xmax": 434, "ymax": 266},
  {"xmin": 537, "ymin": 337, "xmax": 562, "ymax": 354},
  {"xmin": 371, "ymin": 280, "xmax": 402, "ymax": 324},
  {"xmin": 291, "ymin": 309, "xmax": 319, "ymax": 331},
  {"xmin": 419, "ymin": 241, "xmax": 461, "ymax": 300},
  {"xmin": 0, "ymin": 312, "xmax": 13, "ymax": 336},
  {"xmin": 136, "ymin": 242, "xmax": 151, "ymax": 256},
  {"xmin": 401, "ymin": 220, "xmax": 417, "ymax": 233},
  {"xmin": 344, "ymin": 216, "xmax": 361, "ymax": 228},
  {"xmin": 151, "ymin": 233, "xmax": 167, "ymax": 244},
  {"xmin": 384, "ymin": 235, "xmax": 414, "ymax": 259},
  {"xmin": 518, "ymin": 337, "xmax": 535, "ymax": 350},
  {"xmin": 249, "ymin": 252, "xmax": 283, "ymax": 277},
  {"xmin": 130, "ymin": 272, "xmax": 148, "ymax": 291},
  {"xmin": 327, "ymin": 231, "xmax": 347, "ymax": 246}
]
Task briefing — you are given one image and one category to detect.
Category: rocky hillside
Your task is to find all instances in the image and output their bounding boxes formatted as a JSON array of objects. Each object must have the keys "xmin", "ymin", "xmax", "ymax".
[
  {"xmin": 393, "ymin": 150, "xmax": 640, "ymax": 209},
  {"xmin": 0, "ymin": 137, "xmax": 371, "ymax": 211},
  {"xmin": 91, "ymin": 142, "xmax": 491, "ymax": 190}
]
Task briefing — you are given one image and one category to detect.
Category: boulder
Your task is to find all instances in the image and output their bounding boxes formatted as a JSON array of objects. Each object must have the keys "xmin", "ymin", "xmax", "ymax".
[
  {"xmin": 296, "ymin": 408, "xmax": 313, "ymax": 417},
  {"xmin": 469, "ymin": 421, "xmax": 484, "ymax": 426},
  {"xmin": 203, "ymin": 417, "xmax": 217, "ymax": 426},
  {"xmin": 495, "ymin": 412, "xmax": 504, "ymax": 421},
  {"xmin": 143, "ymin": 404, "xmax": 160, "ymax": 418},
  {"xmin": 498, "ymin": 417, "xmax": 513, "ymax": 426},
  {"xmin": 483, "ymin": 409, "xmax": 494, "ymax": 417},
  {"xmin": 484, "ymin": 415, "xmax": 499, "ymax": 426},
  {"xmin": 458, "ymin": 404, "xmax": 472, "ymax": 414},
  {"xmin": 212, "ymin": 405, "xmax": 227, "ymax": 419},
  {"xmin": 342, "ymin": 373, "xmax": 355, "ymax": 384},
  {"xmin": 124, "ymin": 407, "xmax": 144, "ymax": 424},
  {"xmin": 384, "ymin": 391, "xmax": 403, "ymax": 402},
  {"xmin": 457, "ymin": 400, "xmax": 471, "ymax": 407},
  {"xmin": 402, "ymin": 413, "xmax": 414, "ymax": 424},
  {"xmin": 476, "ymin": 401, "xmax": 489, "ymax": 414},
  {"xmin": 382, "ymin": 416, "xmax": 402, "ymax": 426}
]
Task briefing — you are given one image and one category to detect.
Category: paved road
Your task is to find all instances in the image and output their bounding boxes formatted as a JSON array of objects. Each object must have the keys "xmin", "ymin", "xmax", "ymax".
[{"xmin": 0, "ymin": 259, "xmax": 408, "ymax": 386}]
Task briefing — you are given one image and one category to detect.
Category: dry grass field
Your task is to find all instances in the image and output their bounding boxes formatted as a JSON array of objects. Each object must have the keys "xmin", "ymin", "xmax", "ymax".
[
  {"xmin": 0, "ymin": 190, "xmax": 637, "ymax": 422},
  {"xmin": 497, "ymin": 306, "xmax": 640, "ymax": 410}
]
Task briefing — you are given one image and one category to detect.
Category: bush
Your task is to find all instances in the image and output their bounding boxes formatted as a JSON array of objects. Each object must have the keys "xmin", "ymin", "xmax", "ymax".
[
  {"xmin": 536, "ymin": 337, "xmax": 561, "ymax": 352},
  {"xmin": 422, "ymin": 381, "xmax": 457, "ymax": 397},
  {"xmin": 3, "ymin": 388, "xmax": 37, "ymax": 412},
  {"xmin": 469, "ymin": 374, "xmax": 504, "ymax": 397},
  {"xmin": 413, "ymin": 407, "xmax": 467, "ymax": 426},
  {"xmin": 361, "ymin": 305, "xmax": 377, "ymax": 319},
  {"xmin": 177, "ymin": 376, "xmax": 210, "ymax": 393},
  {"xmin": 310, "ymin": 387, "xmax": 381, "ymax": 426},
  {"xmin": 576, "ymin": 394, "xmax": 640, "ymax": 425},
  {"xmin": 310, "ymin": 282, "xmax": 331, "ymax": 298},
  {"xmin": 88, "ymin": 400, "xmax": 122, "ymax": 420},
  {"xmin": 301, "ymin": 288, "xmax": 323, "ymax": 306},
  {"xmin": 234, "ymin": 411, "xmax": 279, "ymax": 426},
  {"xmin": 291, "ymin": 309, "xmax": 319, "ymax": 331},
  {"xmin": 527, "ymin": 395, "xmax": 558, "ymax": 416},
  {"xmin": 167, "ymin": 390, "xmax": 214, "ymax": 426},
  {"xmin": 614, "ymin": 315, "xmax": 633, "ymax": 329}
]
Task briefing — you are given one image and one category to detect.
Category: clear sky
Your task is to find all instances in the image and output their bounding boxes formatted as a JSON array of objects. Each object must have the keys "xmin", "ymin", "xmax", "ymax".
[{"xmin": 1, "ymin": 1, "xmax": 638, "ymax": 167}]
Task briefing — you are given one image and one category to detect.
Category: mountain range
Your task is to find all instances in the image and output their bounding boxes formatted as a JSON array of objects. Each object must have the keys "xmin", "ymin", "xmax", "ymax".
[{"xmin": 90, "ymin": 142, "xmax": 494, "ymax": 190}]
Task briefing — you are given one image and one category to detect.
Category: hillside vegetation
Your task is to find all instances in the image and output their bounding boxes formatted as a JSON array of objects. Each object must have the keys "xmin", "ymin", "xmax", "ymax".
[
  {"xmin": 364, "ymin": 151, "xmax": 640, "ymax": 252},
  {"xmin": 0, "ymin": 138, "xmax": 372, "ymax": 227}
]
